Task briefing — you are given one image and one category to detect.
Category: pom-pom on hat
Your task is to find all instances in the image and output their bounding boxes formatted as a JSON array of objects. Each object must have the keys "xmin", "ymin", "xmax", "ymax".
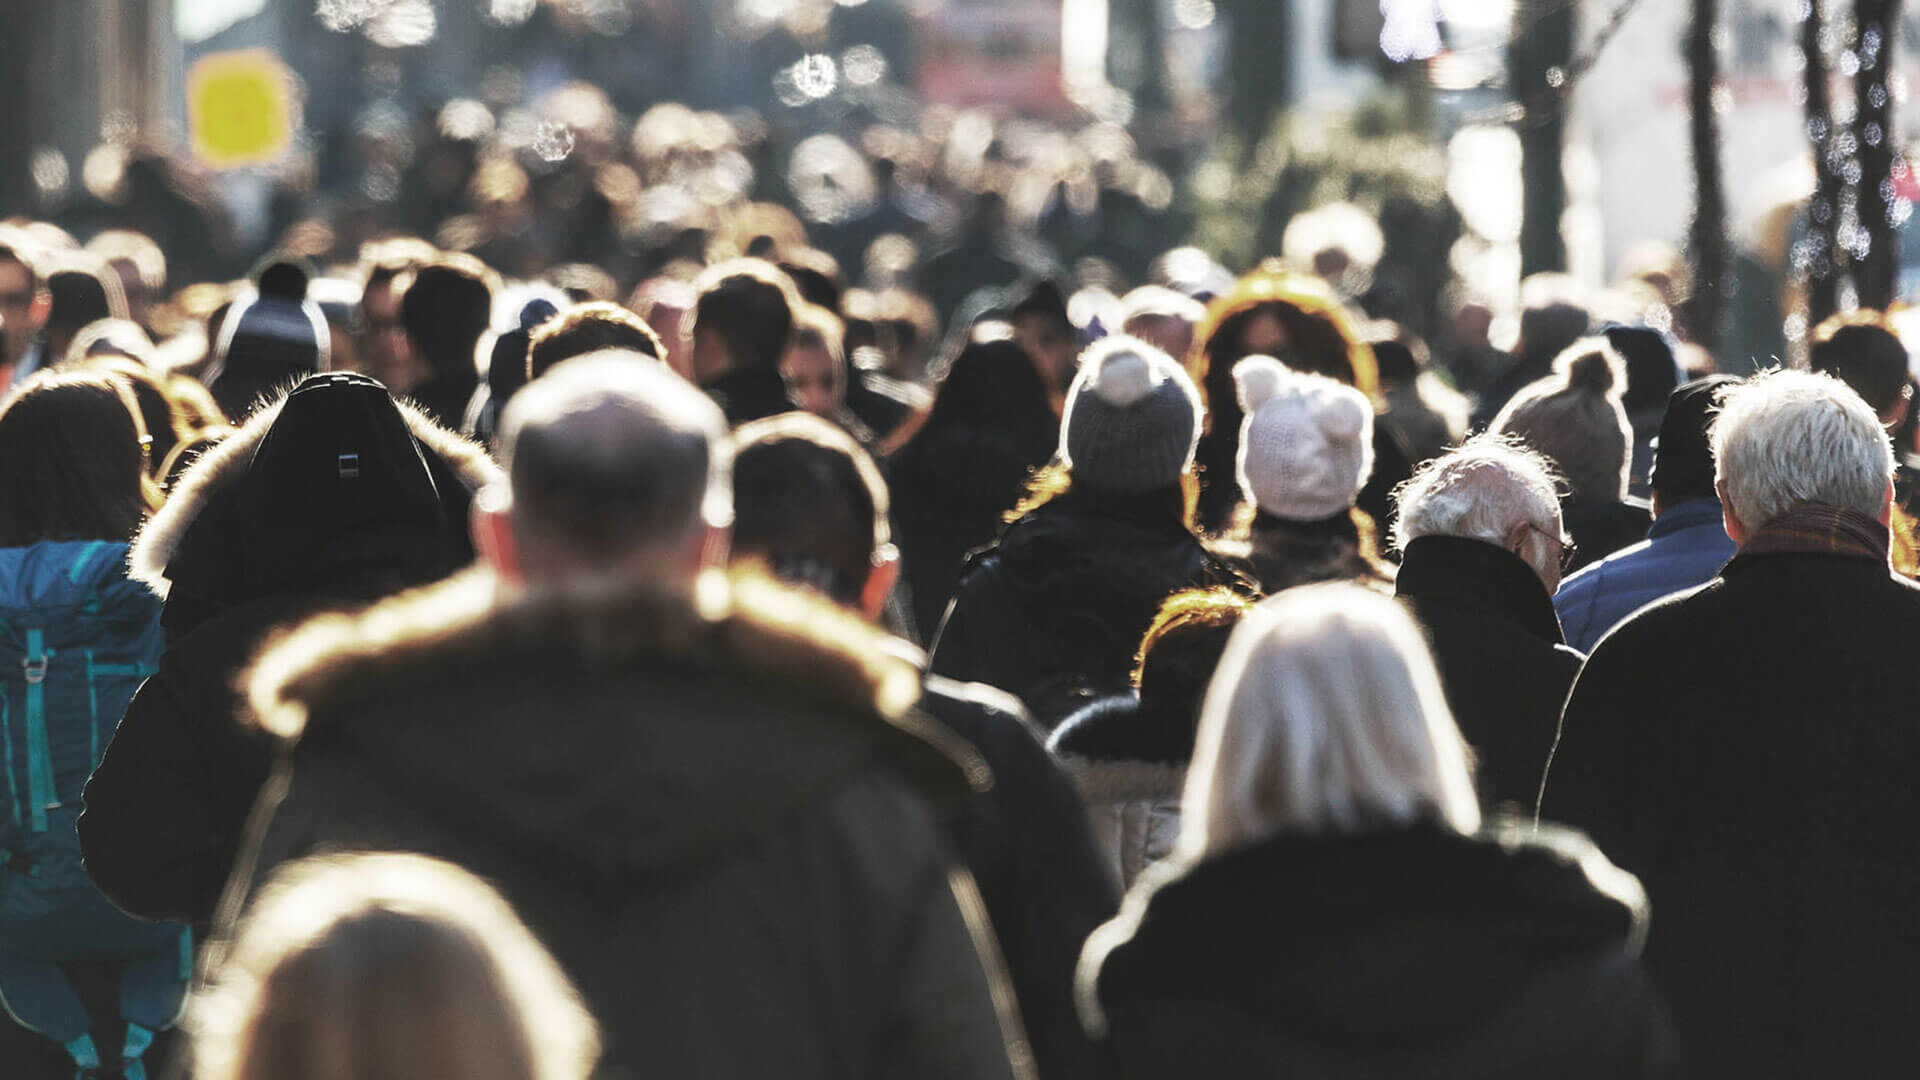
[
  {"xmin": 1234, "ymin": 355, "xmax": 1375, "ymax": 521},
  {"xmin": 1060, "ymin": 335, "xmax": 1202, "ymax": 494}
]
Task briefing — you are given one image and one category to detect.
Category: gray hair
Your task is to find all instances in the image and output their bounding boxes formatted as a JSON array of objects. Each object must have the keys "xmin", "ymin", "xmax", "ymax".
[
  {"xmin": 1180, "ymin": 583, "xmax": 1481, "ymax": 858},
  {"xmin": 1391, "ymin": 434, "xmax": 1562, "ymax": 552},
  {"xmin": 1711, "ymin": 367, "xmax": 1894, "ymax": 530},
  {"xmin": 497, "ymin": 350, "xmax": 731, "ymax": 567}
]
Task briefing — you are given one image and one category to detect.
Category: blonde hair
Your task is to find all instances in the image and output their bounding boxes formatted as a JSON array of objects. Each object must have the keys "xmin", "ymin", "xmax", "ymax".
[
  {"xmin": 192, "ymin": 853, "xmax": 599, "ymax": 1080},
  {"xmin": 1179, "ymin": 584, "xmax": 1480, "ymax": 858}
]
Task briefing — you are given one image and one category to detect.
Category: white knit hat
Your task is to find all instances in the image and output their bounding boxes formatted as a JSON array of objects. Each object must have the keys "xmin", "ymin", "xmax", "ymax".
[{"xmin": 1234, "ymin": 355, "xmax": 1376, "ymax": 521}]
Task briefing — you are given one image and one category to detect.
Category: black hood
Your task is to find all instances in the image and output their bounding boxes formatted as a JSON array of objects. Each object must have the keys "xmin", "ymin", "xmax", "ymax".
[
  {"xmin": 1085, "ymin": 822, "xmax": 1648, "ymax": 1047},
  {"xmin": 133, "ymin": 373, "xmax": 500, "ymax": 637}
]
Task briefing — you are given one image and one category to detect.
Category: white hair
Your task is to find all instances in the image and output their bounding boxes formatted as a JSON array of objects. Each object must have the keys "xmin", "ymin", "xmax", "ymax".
[
  {"xmin": 1391, "ymin": 434, "xmax": 1562, "ymax": 552},
  {"xmin": 1711, "ymin": 367, "xmax": 1894, "ymax": 529},
  {"xmin": 1179, "ymin": 584, "xmax": 1481, "ymax": 859}
]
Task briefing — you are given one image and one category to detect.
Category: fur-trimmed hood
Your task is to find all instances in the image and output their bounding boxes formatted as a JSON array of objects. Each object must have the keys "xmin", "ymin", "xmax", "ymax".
[
  {"xmin": 245, "ymin": 568, "xmax": 985, "ymax": 878},
  {"xmin": 131, "ymin": 375, "xmax": 498, "ymax": 628}
]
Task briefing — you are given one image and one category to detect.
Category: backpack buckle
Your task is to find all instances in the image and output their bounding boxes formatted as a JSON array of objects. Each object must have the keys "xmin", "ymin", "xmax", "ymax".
[{"xmin": 22, "ymin": 656, "xmax": 46, "ymax": 685}]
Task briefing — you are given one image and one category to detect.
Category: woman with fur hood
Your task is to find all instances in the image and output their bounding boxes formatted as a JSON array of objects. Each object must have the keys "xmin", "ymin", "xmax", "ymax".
[
  {"xmin": 79, "ymin": 373, "xmax": 496, "ymax": 930},
  {"xmin": 1078, "ymin": 585, "xmax": 1677, "ymax": 1079},
  {"xmin": 928, "ymin": 337, "xmax": 1245, "ymax": 728}
]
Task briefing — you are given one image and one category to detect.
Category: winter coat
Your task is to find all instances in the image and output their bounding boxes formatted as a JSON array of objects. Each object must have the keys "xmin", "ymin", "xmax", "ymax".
[
  {"xmin": 887, "ymin": 338, "xmax": 1059, "ymax": 642},
  {"xmin": 922, "ymin": 676, "xmax": 1117, "ymax": 1080},
  {"xmin": 1562, "ymin": 496, "xmax": 1654, "ymax": 573},
  {"xmin": 1048, "ymin": 695, "xmax": 1189, "ymax": 889},
  {"xmin": 240, "ymin": 571, "xmax": 1028, "ymax": 1080},
  {"xmin": 1394, "ymin": 535, "xmax": 1583, "ymax": 814},
  {"xmin": 1541, "ymin": 540, "xmax": 1920, "ymax": 1077},
  {"xmin": 1553, "ymin": 499, "xmax": 1735, "ymax": 652},
  {"xmin": 888, "ymin": 425, "xmax": 1053, "ymax": 641},
  {"xmin": 1214, "ymin": 510, "xmax": 1394, "ymax": 596},
  {"xmin": 1079, "ymin": 821, "xmax": 1677, "ymax": 1080},
  {"xmin": 80, "ymin": 376, "xmax": 495, "ymax": 929},
  {"xmin": 703, "ymin": 367, "xmax": 797, "ymax": 426},
  {"xmin": 929, "ymin": 493, "xmax": 1243, "ymax": 728}
]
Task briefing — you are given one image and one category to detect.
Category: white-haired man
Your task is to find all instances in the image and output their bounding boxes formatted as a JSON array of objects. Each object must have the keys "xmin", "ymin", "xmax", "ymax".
[
  {"xmin": 1541, "ymin": 369, "xmax": 1920, "ymax": 1077},
  {"xmin": 238, "ymin": 352, "xmax": 1030, "ymax": 1080},
  {"xmin": 1390, "ymin": 434, "xmax": 1583, "ymax": 813}
]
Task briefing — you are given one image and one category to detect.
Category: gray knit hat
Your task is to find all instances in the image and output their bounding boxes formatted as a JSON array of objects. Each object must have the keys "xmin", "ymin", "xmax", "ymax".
[{"xmin": 1060, "ymin": 336, "xmax": 1202, "ymax": 493}]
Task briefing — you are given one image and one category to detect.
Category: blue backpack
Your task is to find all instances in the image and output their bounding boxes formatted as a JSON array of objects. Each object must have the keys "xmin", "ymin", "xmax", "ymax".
[{"xmin": 0, "ymin": 540, "xmax": 161, "ymax": 918}]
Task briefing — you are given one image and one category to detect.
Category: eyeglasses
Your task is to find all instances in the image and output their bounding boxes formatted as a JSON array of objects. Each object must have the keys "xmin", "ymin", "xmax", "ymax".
[{"xmin": 1528, "ymin": 522, "xmax": 1579, "ymax": 574}]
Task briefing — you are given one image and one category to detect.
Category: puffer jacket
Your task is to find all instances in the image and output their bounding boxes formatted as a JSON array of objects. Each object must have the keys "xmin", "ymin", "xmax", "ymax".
[
  {"xmin": 928, "ymin": 493, "xmax": 1243, "ymax": 728},
  {"xmin": 1048, "ymin": 696, "xmax": 1188, "ymax": 889},
  {"xmin": 80, "ymin": 374, "xmax": 495, "ymax": 929}
]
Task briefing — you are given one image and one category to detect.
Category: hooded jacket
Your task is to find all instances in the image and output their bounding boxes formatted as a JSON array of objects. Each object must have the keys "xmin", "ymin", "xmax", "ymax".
[
  {"xmin": 1080, "ymin": 821, "xmax": 1675, "ymax": 1080},
  {"xmin": 237, "ymin": 570, "xmax": 1028, "ymax": 1080},
  {"xmin": 929, "ymin": 492, "xmax": 1243, "ymax": 728},
  {"xmin": 79, "ymin": 374, "xmax": 495, "ymax": 928}
]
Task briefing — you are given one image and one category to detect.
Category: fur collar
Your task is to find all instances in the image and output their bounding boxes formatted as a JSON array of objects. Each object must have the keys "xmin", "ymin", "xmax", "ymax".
[
  {"xmin": 1057, "ymin": 755, "xmax": 1187, "ymax": 805},
  {"xmin": 130, "ymin": 390, "xmax": 498, "ymax": 599},
  {"xmin": 246, "ymin": 567, "xmax": 986, "ymax": 788}
]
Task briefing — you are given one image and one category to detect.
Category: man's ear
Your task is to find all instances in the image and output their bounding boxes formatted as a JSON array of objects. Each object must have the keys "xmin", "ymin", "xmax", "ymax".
[
  {"xmin": 1716, "ymin": 477, "xmax": 1749, "ymax": 546},
  {"xmin": 1502, "ymin": 518, "xmax": 1532, "ymax": 558},
  {"xmin": 472, "ymin": 497, "xmax": 522, "ymax": 583},
  {"xmin": 28, "ymin": 289, "xmax": 49, "ymax": 332},
  {"xmin": 860, "ymin": 547, "xmax": 901, "ymax": 624}
]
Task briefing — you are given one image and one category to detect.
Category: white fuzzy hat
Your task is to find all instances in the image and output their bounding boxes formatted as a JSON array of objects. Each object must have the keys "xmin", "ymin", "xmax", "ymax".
[{"xmin": 1234, "ymin": 355, "xmax": 1376, "ymax": 521}]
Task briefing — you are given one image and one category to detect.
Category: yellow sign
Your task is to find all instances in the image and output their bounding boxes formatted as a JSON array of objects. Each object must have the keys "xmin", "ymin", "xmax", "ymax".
[{"xmin": 187, "ymin": 49, "xmax": 296, "ymax": 169}]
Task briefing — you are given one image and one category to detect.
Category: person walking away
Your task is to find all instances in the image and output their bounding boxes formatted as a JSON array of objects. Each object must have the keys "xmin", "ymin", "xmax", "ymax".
[
  {"xmin": 1211, "ymin": 356, "xmax": 1390, "ymax": 593},
  {"xmin": 237, "ymin": 352, "xmax": 1030, "ymax": 1080},
  {"xmin": 1541, "ymin": 369, "xmax": 1920, "ymax": 1077},
  {"xmin": 81, "ymin": 373, "xmax": 493, "ymax": 932},
  {"xmin": 929, "ymin": 336, "xmax": 1244, "ymax": 727},
  {"xmin": 1080, "ymin": 585, "xmax": 1675, "ymax": 1079},
  {"xmin": 1491, "ymin": 340, "xmax": 1651, "ymax": 570},
  {"xmin": 189, "ymin": 853, "xmax": 598, "ymax": 1080},
  {"xmin": 0, "ymin": 373, "xmax": 190, "ymax": 1080},
  {"xmin": 1392, "ymin": 436, "xmax": 1583, "ymax": 813},
  {"xmin": 1553, "ymin": 376, "xmax": 1739, "ymax": 651}
]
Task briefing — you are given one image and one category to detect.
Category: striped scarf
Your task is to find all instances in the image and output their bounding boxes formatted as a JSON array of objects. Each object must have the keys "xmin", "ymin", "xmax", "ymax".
[{"xmin": 1739, "ymin": 503, "xmax": 1891, "ymax": 565}]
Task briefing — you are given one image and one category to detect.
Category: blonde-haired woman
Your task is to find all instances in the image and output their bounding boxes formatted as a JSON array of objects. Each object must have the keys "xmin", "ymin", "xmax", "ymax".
[
  {"xmin": 1076, "ymin": 584, "xmax": 1676, "ymax": 1079},
  {"xmin": 192, "ymin": 853, "xmax": 598, "ymax": 1080}
]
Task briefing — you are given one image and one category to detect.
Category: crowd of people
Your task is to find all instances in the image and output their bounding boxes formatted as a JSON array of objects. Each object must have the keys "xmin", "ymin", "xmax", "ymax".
[{"xmin": 3, "ymin": 108, "xmax": 1920, "ymax": 1078}]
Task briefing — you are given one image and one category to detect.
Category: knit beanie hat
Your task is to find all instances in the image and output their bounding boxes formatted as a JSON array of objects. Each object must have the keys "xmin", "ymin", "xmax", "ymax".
[
  {"xmin": 209, "ymin": 260, "xmax": 330, "ymax": 420},
  {"xmin": 1060, "ymin": 336, "xmax": 1201, "ymax": 494},
  {"xmin": 1233, "ymin": 356, "xmax": 1375, "ymax": 521}
]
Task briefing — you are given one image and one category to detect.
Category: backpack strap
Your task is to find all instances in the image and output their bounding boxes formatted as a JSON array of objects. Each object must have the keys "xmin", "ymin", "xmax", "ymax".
[
  {"xmin": 22, "ymin": 627, "xmax": 55, "ymax": 832},
  {"xmin": 0, "ymin": 686, "xmax": 19, "ymax": 828}
]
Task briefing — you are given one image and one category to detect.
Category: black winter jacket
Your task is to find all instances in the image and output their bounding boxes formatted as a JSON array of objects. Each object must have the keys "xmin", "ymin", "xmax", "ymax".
[
  {"xmin": 703, "ymin": 367, "xmax": 797, "ymax": 426},
  {"xmin": 240, "ymin": 572, "xmax": 1027, "ymax": 1080},
  {"xmin": 80, "ymin": 377, "xmax": 494, "ymax": 928},
  {"xmin": 1542, "ymin": 544, "xmax": 1920, "ymax": 1077},
  {"xmin": 888, "ymin": 424, "xmax": 1053, "ymax": 641},
  {"xmin": 929, "ymin": 493, "xmax": 1242, "ymax": 728},
  {"xmin": 1395, "ymin": 534, "xmax": 1583, "ymax": 813},
  {"xmin": 1080, "ymin": 822, "xmax": 1676, "ymax": 1080},
  {"xmin": 922, "ymin": 677, "xmax": 1117, "ymax": 1080}
]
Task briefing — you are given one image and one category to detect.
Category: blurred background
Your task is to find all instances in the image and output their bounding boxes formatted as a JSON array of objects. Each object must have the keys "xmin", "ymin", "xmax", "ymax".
[{"xmin": 1, "ymin": 0, "xmax": 1917, "ymax": 365}]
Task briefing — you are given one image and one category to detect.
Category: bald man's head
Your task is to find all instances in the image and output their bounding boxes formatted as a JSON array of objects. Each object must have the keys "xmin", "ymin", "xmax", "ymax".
[{"xmin": 484, "ymin": 350, "xmax": 731, "ymax": 585}]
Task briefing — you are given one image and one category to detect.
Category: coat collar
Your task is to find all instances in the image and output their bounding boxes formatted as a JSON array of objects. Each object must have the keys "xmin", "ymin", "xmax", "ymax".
[
  {"xmin": 1647, "ymin": 497, "xmax": 1726, "ymax": 540},
  {"xmin": 1395, "ymin": 534, "xmax": 1567, "ymax": 646}
]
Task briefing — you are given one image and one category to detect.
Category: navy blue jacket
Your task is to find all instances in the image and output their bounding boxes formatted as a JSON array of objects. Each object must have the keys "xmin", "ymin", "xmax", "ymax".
[{"xmin": 1553, "ymin": 500, "xmax": 1735, "ymax": 652}]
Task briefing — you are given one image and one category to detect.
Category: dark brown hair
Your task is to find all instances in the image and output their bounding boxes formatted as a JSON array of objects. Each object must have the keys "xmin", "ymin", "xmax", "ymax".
[
  {"xmin": 526, "ymin": 302, "xmax": 663, "ymax": 381},
  {"xmin": 0, "ymin": 371, "xmax": 157, "ymax": 546},
  {"xmin": 731, "ymin": 414, "xmax": 888, "ymax": 605}
]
